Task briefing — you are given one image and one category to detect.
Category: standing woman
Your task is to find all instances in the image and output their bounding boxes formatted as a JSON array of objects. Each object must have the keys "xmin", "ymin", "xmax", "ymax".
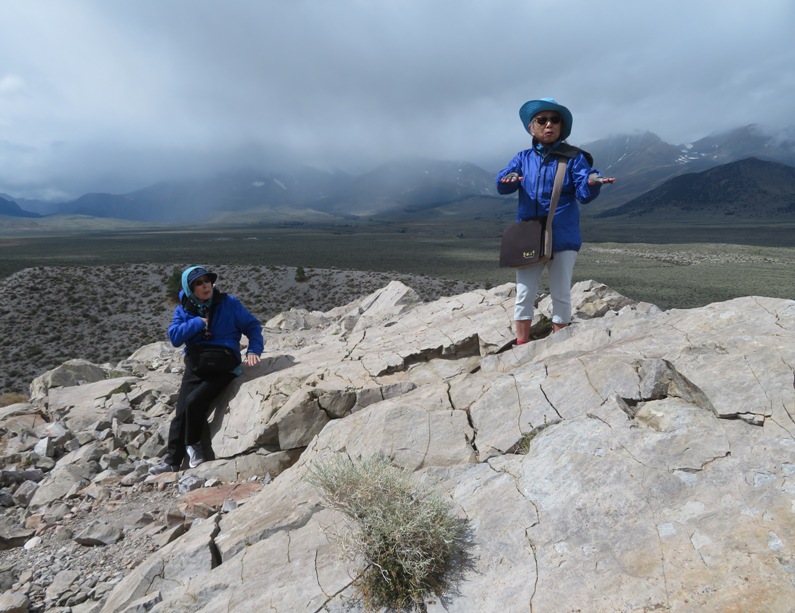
[
  {"xmin": 149, "ymin": 265, "xmax": 264, "ymax": 475},
  {"xmin": 496, "ymin": 98, "xmax": 611, "ymax": 344}
]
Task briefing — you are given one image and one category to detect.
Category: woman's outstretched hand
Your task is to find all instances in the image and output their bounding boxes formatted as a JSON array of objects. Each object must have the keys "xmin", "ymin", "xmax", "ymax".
[
  {"xmin": 245, "ymin": 353, "xmax": 261, "ymax": 367},
  {"xmin": 588, "ymin": 174, "xmax": 616, "ymax": 185},
  {"xmin": 500, "ymin": 172, "xmax": 522, "ymax": 183}
]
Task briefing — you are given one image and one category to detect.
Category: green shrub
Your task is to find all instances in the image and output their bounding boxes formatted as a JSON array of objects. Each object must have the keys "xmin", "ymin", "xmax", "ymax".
[
  {"xmin": 165, "ymin": 267, "xmax": 182, "ymax": 304},
  {"xmin": 307, "ymin": 455, "xmax": 467, "ymax": 611},
  {"xmin": 106, "ymin": 381, "xmax": 133, "ymax": 398}
]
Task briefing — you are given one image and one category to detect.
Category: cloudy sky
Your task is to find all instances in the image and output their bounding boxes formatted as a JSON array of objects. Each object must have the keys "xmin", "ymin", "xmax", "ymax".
[{"xmin": 1, "ymin": 0, "xmax": 793, "ymax": 200}]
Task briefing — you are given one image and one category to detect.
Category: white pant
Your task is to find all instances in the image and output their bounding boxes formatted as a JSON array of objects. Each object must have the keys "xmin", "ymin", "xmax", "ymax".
[{"xmin": 514, "ymin": 250, "xmax": 578, "ymax": 324}]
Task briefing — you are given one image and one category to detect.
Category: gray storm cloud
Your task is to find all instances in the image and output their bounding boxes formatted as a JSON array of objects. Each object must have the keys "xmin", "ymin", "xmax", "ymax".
[{"xmin": 1, "ymin": 0, "xmax": 793, "ymax": 198}]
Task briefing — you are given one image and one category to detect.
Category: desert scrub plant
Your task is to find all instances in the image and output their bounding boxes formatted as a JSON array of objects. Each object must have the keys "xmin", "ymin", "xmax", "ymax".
[
  {"xmin": 307, "ymin": 455, "xmax": 466, "ymax": 611},
  {"xmin": 509, "ymin": 418, "xmax": 562, "ymax": 455},
  {"xmin": 0, "ymin": 392, "xmax": 29, "ymax": 407},
  {"xmin": 165, "ymin": 267, "xmax": 182, "ymax": 304}
]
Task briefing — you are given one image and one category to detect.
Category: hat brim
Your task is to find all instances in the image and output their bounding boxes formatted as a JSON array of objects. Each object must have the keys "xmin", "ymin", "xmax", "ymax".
[
  {"xmin": 185, "ymin": 266, "xmax": 217, "ymax": 288},
  {"xmin": 519, "ymin": 99, "xmax": 573, "ymax": 140},
  {"xmin": 192, "ymin": 272, "xmax": 217, "ymax": 286}
]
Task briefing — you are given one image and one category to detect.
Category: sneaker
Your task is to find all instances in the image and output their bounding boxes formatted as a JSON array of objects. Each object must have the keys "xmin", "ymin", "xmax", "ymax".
[
  {"xmin": 186, "ymin": 444, "xmax": 205, "ymax": 468},
  {"xmin": 148, "ymin": 461, "xmax": 178, "ymax": 476}
]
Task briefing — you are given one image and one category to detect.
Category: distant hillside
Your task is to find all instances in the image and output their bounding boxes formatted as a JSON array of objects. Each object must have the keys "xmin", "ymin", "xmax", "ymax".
[
  {"xmin": 315, "ymin": 157, "xmax": 495, "ymax": 216},
  {"xmin": 56, "ymin": 167, "xmax": 355, "ymax": 223},
  {"xmin": 596, "ymin": 157, "xmax": 795, "ymax": 220},
  {"xmin": 582, "ymin": 132, "xmax": 693, "ymax": 212},
  {"xmin": 581, "ymin": 125, "xmax": 795, "ymax": 213},
  {"xmin": 687, "ymin": 124, "xmax": 795, "ymax": 167},
  {"xmin": 0, "ymin": 195, "xmax": 41, "ymax": 218},
  {"xmin": 44, "ymin": 159, "xmax": 497, "ymax": 223}
]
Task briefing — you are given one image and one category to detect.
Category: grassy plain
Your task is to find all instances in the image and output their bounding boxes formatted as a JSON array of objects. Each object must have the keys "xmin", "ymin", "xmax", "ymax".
[{"xmin": 0, "ymin": 221, "xmax": 793, "ymax": 310}]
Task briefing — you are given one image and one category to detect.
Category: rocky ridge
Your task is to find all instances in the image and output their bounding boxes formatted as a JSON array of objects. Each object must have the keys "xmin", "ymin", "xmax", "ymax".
[{"xmin": 1, "ymin": 279, "xmax": 794, "ymax": 612}]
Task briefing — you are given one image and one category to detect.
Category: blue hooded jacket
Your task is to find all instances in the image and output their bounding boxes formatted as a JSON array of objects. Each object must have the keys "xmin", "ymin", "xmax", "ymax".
[
  {"xmin": 168, "ymin": 266, "xmax": 264, "ymax": 375},
  {"xmin": 496, "ymin": 142, "xmax": 602, "ymax": 252}
]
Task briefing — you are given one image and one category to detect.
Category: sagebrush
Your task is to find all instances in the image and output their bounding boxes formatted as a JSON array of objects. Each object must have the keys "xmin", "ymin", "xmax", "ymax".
[{"xmin": 307, "ymin": 455, "xmax": 467, "ymax": 611}]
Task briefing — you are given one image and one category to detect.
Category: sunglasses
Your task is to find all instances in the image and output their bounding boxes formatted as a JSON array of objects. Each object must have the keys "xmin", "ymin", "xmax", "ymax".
[
  {"xmin": 533, "ymin": 115, "xmax": 562, "ymax": 126},
  {"xmin": 192, "ymin": 276, "xmax": 213, "ymax": 287}
]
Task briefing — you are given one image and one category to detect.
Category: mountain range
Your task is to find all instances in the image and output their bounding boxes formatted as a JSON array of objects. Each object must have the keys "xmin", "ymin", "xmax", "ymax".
[
  {"xmin": 2, "ymin": 124, "xmax": 795, "ymax": 227},
  {"xmin": 0, "ymin": 195, "xmax": 42, "ymax": 218},
  {"xmin": 596, "ymin": 157, "xmax": 795, "ymax": 220}
]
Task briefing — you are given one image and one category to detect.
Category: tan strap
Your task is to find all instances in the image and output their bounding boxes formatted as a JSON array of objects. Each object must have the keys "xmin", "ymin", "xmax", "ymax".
[
  {"xmin": 548, "ymin": 157, "xmax": 567, "ymax": 217},
  {"xmin": 542, "ymin": 157, "xmax": 568, "ymax": 259}
]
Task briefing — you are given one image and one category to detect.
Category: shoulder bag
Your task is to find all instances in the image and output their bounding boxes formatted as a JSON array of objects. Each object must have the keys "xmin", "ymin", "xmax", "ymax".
[{"xmin": 499, "ymin": 157, "xmax": 567, "ymax": 268}]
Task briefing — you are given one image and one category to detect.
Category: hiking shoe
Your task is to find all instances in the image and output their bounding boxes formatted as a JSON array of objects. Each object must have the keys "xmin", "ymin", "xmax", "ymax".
[
  {"xmin": 148, "ymin": 462, "xmax": 178, "ymax": 476},
  {"xmin": 186, "ymin": 444, "xmax": 205, "ymax": 468}
]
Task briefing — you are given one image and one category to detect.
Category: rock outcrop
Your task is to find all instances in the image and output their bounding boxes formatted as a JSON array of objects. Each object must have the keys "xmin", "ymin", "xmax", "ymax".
[{"xmin": 1, "ymin": 280, "xmax": 793, "ymax": 612}]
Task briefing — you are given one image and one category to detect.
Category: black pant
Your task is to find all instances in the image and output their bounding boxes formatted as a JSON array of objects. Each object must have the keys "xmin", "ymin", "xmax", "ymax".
[{"xmin": 165, "ymin": 367, "xmax": 235, "ymax": 466}]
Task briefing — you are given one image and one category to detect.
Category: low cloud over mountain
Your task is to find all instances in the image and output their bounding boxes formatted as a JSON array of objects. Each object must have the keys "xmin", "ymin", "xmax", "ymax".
[{"xmin": 2, "ymin": 125, "xmax": 794, "ymax": 226}]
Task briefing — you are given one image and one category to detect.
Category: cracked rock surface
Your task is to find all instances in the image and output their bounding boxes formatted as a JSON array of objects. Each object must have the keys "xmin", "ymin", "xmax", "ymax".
[{"xmin": 2, "ymin": 280, "xmax": 794, "ymax": 612}]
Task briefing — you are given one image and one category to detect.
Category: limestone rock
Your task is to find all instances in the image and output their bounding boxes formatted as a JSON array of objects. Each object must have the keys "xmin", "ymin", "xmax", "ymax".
[
  {"xmin": 29, "ymin": 359, "xmax": 108, "ymax": 401},
  {"xmin": 538, "ymin": 278, "xmax": 638, "ymax": 320},
  {"xmin": 126, "ymin": 341, "xmax": 181, "ymax": 366},
  {"xmin": 351, "ymin": 279, "xmax": 422, "ymax": 332},
  {"xmin": 98, "ymin": 515, "xmax": 220, "ymax": 613},
  {"xmin": 74, "ymin": 521, "xmax": 123, "ymax": 546},
  {"xmin": 0, "ymin": 592, "xmax": 29, "ymax": 613},
  {"xmin": 152, "ymin": 293, "xmax": 795, "ymax": 611},
  {"xmin": 265, "ymin": 307, "xmax": 329, "ymax": 331},
  {"xmin": 0, "ymin": 519, "xmax": 33, "ymax": 550},
  {"xmin": 119, "ymin": 591, "xmax": 162, "ymax": 613},
  {"xmin": 10, "ymin": 481, "xmax": 38, "ymax": 507},
  {"xmin": 44, "ymin": 569, "xmax": 80, "ymax": 604},
  {"xmin": 3, "ymin": 281, "xmax": 793, "ymax": 613}
]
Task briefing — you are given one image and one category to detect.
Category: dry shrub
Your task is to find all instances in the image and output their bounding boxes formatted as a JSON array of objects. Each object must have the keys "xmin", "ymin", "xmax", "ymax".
[
  {"xmin": 0, "ymin": 392, "xmax": 29, "ymax": 407},
  {"xmin": 307, "ymin": 455, "xmax": 467, "ymax": 611}
]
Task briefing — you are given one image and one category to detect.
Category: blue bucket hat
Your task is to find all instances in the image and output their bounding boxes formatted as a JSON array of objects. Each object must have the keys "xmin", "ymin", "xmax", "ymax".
[{"xmin": 519, "ymin": 98, "xmax": 573, "ymax": 141}]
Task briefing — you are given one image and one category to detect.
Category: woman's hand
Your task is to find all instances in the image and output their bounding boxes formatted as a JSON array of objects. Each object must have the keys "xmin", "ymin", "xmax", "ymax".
[
  {"xmin": 587, "ymin": 174, "xmax": 616, "ymax": 185},
  {"xmin": 500, "ymin": 172, "xmax": 522, "ymax": 183},
  {"xmin": 245, "ymin": 353, "xmax": 261, "ymax": 367}
]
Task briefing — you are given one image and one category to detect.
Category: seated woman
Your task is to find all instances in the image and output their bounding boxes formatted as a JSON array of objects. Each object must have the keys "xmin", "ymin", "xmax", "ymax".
[{"xmin": 149, "ymin": 265, "xmax": 264, "ymax": 475}]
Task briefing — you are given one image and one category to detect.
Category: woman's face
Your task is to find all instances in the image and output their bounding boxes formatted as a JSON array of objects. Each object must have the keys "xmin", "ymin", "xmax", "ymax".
[
  {"xmin": 529, "ymin": 112, "xmax": 562, "ymax": 145},
  {"xmin": 191, "ymin": 276, "xmax": 214, "ymax": 301}
]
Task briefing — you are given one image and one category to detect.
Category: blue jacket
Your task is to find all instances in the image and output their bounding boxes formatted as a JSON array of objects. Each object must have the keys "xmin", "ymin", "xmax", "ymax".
[
  {"xmin": 496, "ymin": 143, "xmax": 602, "ymax": 252},
  {"xmin": 168, "ymin": 289, "xmax": 264, "ymax": 374}
]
